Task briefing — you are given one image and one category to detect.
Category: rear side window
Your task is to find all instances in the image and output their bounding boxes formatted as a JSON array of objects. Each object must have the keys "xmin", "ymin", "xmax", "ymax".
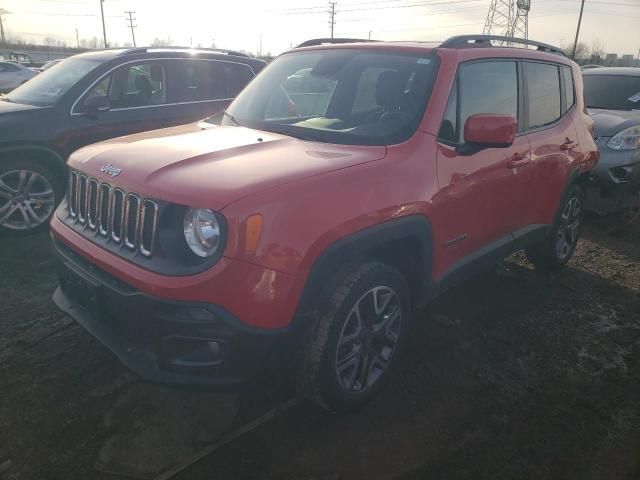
[
  {"xmin": 224, "ymin": 63, "xmax": 254, "ymax": 97},
  {"xmin": 561, "ymin": 66, "xmax": 575, "ymax": 113},
  {"xmin": 169, "ymin": 59, "xmax": 227, "ymax": 102},
  {"xmin": 438, "ymin": 61, "xmax": 518, "ymax": 144},
  {"xmin": 525, "ymin": 62, "xmax": 561, "ymax": 129}
]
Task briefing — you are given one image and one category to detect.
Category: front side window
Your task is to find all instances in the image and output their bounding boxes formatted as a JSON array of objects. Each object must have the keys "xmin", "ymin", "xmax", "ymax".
[
  {"xmin": 82, "ymin": 61, "xmax": 167, "ymax": 110},
  {"xmin": 6, "ymin": 57, "xmax": 102, "ymax": 106},
  {"xmin": 525, "ymin": 62, "xmax": 561, "ymax": 129},
  {"xmin": 438, "ymin": 61, "xmax": 518, "ymax": 144},
  {"xmin": 222, "ymin": 49, "xmax": 440, "ymax": 146},
  {"xmin": 583, "ymin": 74, "xmax": 640, "ymax": 111}
]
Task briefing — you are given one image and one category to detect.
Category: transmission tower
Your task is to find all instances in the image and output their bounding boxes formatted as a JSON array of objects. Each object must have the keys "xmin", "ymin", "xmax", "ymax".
[{"xmin": 483, "ymin": 0, "xmax": 530, "ymax": 41}]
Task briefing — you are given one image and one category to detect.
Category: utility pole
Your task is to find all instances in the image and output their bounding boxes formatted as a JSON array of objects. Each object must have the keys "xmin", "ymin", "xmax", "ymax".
[
  {"xmin": 99, "ymin": 0, "xmax": 107, "ymax": 48},
  {"xmin": 125, "ymin": 10, "xmax": 137, "ymax": 47},
  {"xmin": 0, "ymin": 8, "xmax": 9, "ymax": 47},
  {"xmin": 75, "ymin": 28, "xmax": 80, "ymax": 48},
  {"xmin": 328, "ymin": 2, "xmax": 336, "ymax": 39},
  {"xmin": 368, "ymin": 30, "xmax": 372, "ymax": 40},
  {"xmin": 571, "ymin": 0, "xmax": 585, "ymax": 59}
]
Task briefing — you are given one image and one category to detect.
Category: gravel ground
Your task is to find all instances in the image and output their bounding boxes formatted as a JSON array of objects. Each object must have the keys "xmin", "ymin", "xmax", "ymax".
[{"xmin": 0, "ymin": 219, "xmax": 638, "ymax": 480}]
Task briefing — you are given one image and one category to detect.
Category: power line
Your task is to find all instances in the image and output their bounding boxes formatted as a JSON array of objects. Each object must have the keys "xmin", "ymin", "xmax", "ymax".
[{"xmin": 125, "ymin": 10, "xmax": 136, "ymax": 47}]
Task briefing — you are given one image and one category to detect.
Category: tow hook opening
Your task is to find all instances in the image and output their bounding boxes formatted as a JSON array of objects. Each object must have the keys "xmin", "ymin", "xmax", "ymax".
[{"xmin": 161, "ymin": 336, "xmax": 225, "ymax": 368}]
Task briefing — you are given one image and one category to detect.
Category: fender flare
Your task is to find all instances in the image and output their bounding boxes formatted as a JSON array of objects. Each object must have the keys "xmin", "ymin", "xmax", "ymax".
[
  {"xmin": 294, "ymin": 214, "xmax": 434, "ymax": 323},
  {"xmin": 0, "ymin": 145, "xmax": 67, "ymax": 176}
]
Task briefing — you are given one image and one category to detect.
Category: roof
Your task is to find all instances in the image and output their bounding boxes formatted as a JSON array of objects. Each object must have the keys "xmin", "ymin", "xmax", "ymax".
[
  {"xmin": 71, "ymin": 47, "xmax": 265, "ymax": 66},
  {"xmin": 292, "ymin": 35, "xmax": 566, "ymax": 58},
  {"xmin": 582, "ymin": 67, "xmax": 640, "ymax": 76}
]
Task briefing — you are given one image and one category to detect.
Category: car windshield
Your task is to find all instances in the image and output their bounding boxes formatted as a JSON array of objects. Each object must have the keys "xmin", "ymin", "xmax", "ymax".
[
  {"xmin": 583, "ymin": 74, "xmax": 640, "ymax": 111},
  {"xmin": 220, "ymin": 49, "xmax": 439, "ymax": 145},
  {"xmin": 4, "ymin": 57, "xmax": 102, "ymax": 107}
]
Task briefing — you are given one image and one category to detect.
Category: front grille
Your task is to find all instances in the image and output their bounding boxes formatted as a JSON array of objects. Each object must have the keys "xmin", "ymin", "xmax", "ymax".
[{"xmin": 66, "ymin": 170, "xmax": 159, "ymax": 257}]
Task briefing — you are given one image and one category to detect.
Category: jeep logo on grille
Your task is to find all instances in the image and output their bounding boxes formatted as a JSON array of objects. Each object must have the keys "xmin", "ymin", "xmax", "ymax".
[{"xmin": 100, "ymin": 163, "xmax": 122, "ymax": 178}]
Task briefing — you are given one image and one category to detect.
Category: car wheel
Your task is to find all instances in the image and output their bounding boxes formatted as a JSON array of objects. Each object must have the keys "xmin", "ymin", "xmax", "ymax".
[
  {"xmin": 526, "ymin": 185, "xmax": 584, "ymax": 271},
  {"xmin": 294, "ymin": 262, "xmax": 411, "ymax": 412},
  {"xmin": 0, "ymin": 160, "xmax": 63, "ymax": 235}
]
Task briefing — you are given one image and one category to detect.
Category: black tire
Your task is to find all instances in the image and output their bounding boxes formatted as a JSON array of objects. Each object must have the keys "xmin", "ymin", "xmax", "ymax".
[
  {"xmin": 525, "ymin": 184, "xmax": 584, "ymax": 271},
  {"xmin": 0, "ymin": 159, "xmax": 64, "ymax": 236},
  {"xmin": 293, "ymin": 262, "xmax": 412, "ymax": 413}
]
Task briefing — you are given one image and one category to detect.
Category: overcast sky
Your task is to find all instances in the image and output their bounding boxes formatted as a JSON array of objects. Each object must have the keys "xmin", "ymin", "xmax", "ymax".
[{"xmin": 1, "ymin": 0, "xmax": 639, "ymax": 56}]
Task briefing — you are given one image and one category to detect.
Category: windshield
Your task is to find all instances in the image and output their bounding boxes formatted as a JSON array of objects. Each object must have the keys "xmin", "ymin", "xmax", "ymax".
[
  {"xmin": 5, "ymin": 57, "xmax": 102, "ymax": 107},
  {"xmin": 583, "ymin": 74, "xmax": 640, "ymax": 111},
  {"xmin": 221, "ymin": 49, "xmax": 439, "ymax": 145}
]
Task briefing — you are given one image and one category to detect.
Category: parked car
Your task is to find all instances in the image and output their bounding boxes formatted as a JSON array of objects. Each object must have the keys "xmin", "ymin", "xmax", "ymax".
[
  {"xmin": 581, "ymin": 64, "xmax": 605, "ymax": 70},
  {"xmin": 0, "ymin": 47, "xmax": 266, "ymax": 234},
  {"xmin": 51, "ymin": 35, "xmax": 598, "ymax": 412},
  {"xmin": 0, "ymin": 61, "xmax": 38, "ymax": 93},
  {"xmin": 38, "ymin": 58, "xmax": 64, "ymax": 72},
  {"xmin": 582, "ymin": 67, "xmax": 640, "ymax": 213}
]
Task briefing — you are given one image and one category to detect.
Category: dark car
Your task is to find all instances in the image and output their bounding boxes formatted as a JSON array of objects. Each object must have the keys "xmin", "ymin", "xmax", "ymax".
[
  {"xmin": 0, "ymin": 47, "xmax": 266, "ymax": 234},
  {"xmin": 582, "ymin": 67, "xmax": 640, "ymax": 213}
]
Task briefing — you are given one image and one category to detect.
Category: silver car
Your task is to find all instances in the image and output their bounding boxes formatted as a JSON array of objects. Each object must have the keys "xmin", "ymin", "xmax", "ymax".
[
  {"xmin": 583, "ymin": 67, "xmax": 640, "ymax": 212},
  {"xmin": 0, "ymin": 61, "xmax": 38, "ymax": 93}
]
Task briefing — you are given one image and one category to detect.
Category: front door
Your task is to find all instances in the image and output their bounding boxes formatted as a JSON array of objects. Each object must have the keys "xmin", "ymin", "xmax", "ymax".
[
  {"xmin": 66, "ymin": 60, "xmax": 177, "ymax": 153},
  {"xmin": 432, "ymin": 60, "xmax": 532, "ymax": 281}
]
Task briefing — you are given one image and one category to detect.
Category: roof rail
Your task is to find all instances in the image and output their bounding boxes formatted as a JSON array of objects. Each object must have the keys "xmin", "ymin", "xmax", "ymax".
[
  {"xmin": 296, "ymin": 38, "xmax": 377, "ymax": 48},
  {"xmin": 440, "ymin": 35, "xmax": 566, "ymax": 56},
  {"xmin": 117, "ymin": 46, "xmax": 251, "ymax": 58}
]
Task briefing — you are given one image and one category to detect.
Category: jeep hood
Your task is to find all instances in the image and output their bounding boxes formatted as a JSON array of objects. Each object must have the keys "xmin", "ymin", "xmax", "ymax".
[
  {"xmin": 68, "ymin": 123, "xmax": 387, "ymax": 209},
  {"xmin": 588, "ymin": 108, "xmax": 640, "ymax": 137}
]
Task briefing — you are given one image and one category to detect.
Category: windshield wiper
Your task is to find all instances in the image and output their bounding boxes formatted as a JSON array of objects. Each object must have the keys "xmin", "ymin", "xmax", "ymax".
[
  {"xmin": 257, "ymin": 124, "xmax": 319, "ymax": 141},
  {"xmin": 222, "ymin": 110, "xmax": 241, "ymax": 126}
]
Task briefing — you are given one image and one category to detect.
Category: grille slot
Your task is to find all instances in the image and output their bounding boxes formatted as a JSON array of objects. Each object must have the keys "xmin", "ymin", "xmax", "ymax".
[
  {"xmin": 111, "ymin": 189, "xmax": 125, "ymax": 243},
  {"xmin": 65, "ymin": 170, "xmax": 159, "ymax": 257}
]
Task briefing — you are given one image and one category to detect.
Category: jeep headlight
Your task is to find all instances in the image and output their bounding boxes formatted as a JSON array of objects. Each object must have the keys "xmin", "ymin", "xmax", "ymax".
[
  {"xmin": 607, "ymin": 126, "xmax": 640, "ymax": 151},
  {"xmin": 183, "ymin": 208, "xmax": 222, "ymax": 258}
]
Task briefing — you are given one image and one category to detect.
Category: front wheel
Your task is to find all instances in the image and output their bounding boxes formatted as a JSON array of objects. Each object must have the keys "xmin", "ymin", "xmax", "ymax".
[
  {"xmin": 526, "ymin": 185, "xmax": 584, "ymax": 271},
  {"xmin": 294, "ymin": 262, "xmax": 411, "ymax": 412},
  {"xmin": 0, "ymin": 160, "xmax": 63, "ymax": 235}
]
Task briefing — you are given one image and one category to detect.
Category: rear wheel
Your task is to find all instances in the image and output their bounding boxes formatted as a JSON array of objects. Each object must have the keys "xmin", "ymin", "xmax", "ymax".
[
  {"xmin": 0, "ymin": 159, "xmax": 63, "ymax": 235},
  {"xmin": 294, "ymin": 262, "xmax": 411, "ymax": 412},
  {"xmin": 526, "ymin": 185, "xmax": 584, "ymax": 270}
]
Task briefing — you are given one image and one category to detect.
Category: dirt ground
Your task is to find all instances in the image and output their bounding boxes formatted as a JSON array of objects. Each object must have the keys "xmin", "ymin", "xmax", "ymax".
[{"xmin": 0, "ymin": 218, "xmax": 638, "ymax": 480}]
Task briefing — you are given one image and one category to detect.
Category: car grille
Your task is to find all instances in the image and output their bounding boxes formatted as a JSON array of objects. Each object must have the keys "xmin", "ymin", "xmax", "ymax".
[{"xmin": 66, "ymin": 170, "xmax": 159, "ymax": 257}]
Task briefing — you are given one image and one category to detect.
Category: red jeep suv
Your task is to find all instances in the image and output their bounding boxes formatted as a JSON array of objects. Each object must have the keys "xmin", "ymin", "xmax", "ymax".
[{"xmin": 51, "ymin": 35, "xmax": 598, "ymax": 412}]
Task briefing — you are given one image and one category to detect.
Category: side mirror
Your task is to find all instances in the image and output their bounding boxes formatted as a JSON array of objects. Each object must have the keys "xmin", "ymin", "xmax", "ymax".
[
  {"xmin": 83, "ymin": 95, "xmax": 111, "ymax": 114},
  {"xmin": 463, "ymin": 114, "xmax": 517, "ymax": 148}
]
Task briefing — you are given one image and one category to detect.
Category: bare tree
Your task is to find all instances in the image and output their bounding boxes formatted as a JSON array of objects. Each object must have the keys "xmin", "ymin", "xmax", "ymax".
[
  {"xmin": 590, "ymin": 38, "xmax": 605, "ymax": 61},
  {"xmin": 151, "ymin": 37, "xmax": 171, "ymax": 47}
]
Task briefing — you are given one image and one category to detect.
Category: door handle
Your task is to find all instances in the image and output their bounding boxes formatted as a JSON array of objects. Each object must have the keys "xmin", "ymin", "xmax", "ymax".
[
  {"xmin": 560, "ymin": 138, "xmax": 576, "ymax": 151},
  {"xmin": 507, "ymin": 152, "xmax": 529, "ymax": 168}
]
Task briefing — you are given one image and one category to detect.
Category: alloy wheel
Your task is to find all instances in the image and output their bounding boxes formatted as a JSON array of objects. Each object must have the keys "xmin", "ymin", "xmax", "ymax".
[
  {"xmin": 335, "ymin": 286, "xmax": 402, "ymax": 393},
  {"xmin": 555, "ymin": 195, "xmax": 581, "ymax": 260},
  {"xmin": 0, "ymin": 169, "xmax": 56, "ymax": 230}
]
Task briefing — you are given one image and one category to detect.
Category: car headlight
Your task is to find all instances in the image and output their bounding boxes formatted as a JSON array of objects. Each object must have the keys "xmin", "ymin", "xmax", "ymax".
[
  {"xmin": 183, "ymin": 208, "xmax": 222, "ymax": 258},
  {"xmin": 607, "ymin": 126, "xmax": 640, "ymax": 151}
]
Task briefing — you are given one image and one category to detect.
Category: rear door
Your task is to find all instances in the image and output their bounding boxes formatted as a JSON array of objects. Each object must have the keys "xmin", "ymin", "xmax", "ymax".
[
  {"xmin": 522, "ymin": 61, "xmax": 580, "ymax": 227},
  {"xmin": 435, "ymin": 59, "xmax": 532, "ymax": 274},
  {"xmin": 165, "ymin": 59, "xmax": 254, "ymax": 123}
]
